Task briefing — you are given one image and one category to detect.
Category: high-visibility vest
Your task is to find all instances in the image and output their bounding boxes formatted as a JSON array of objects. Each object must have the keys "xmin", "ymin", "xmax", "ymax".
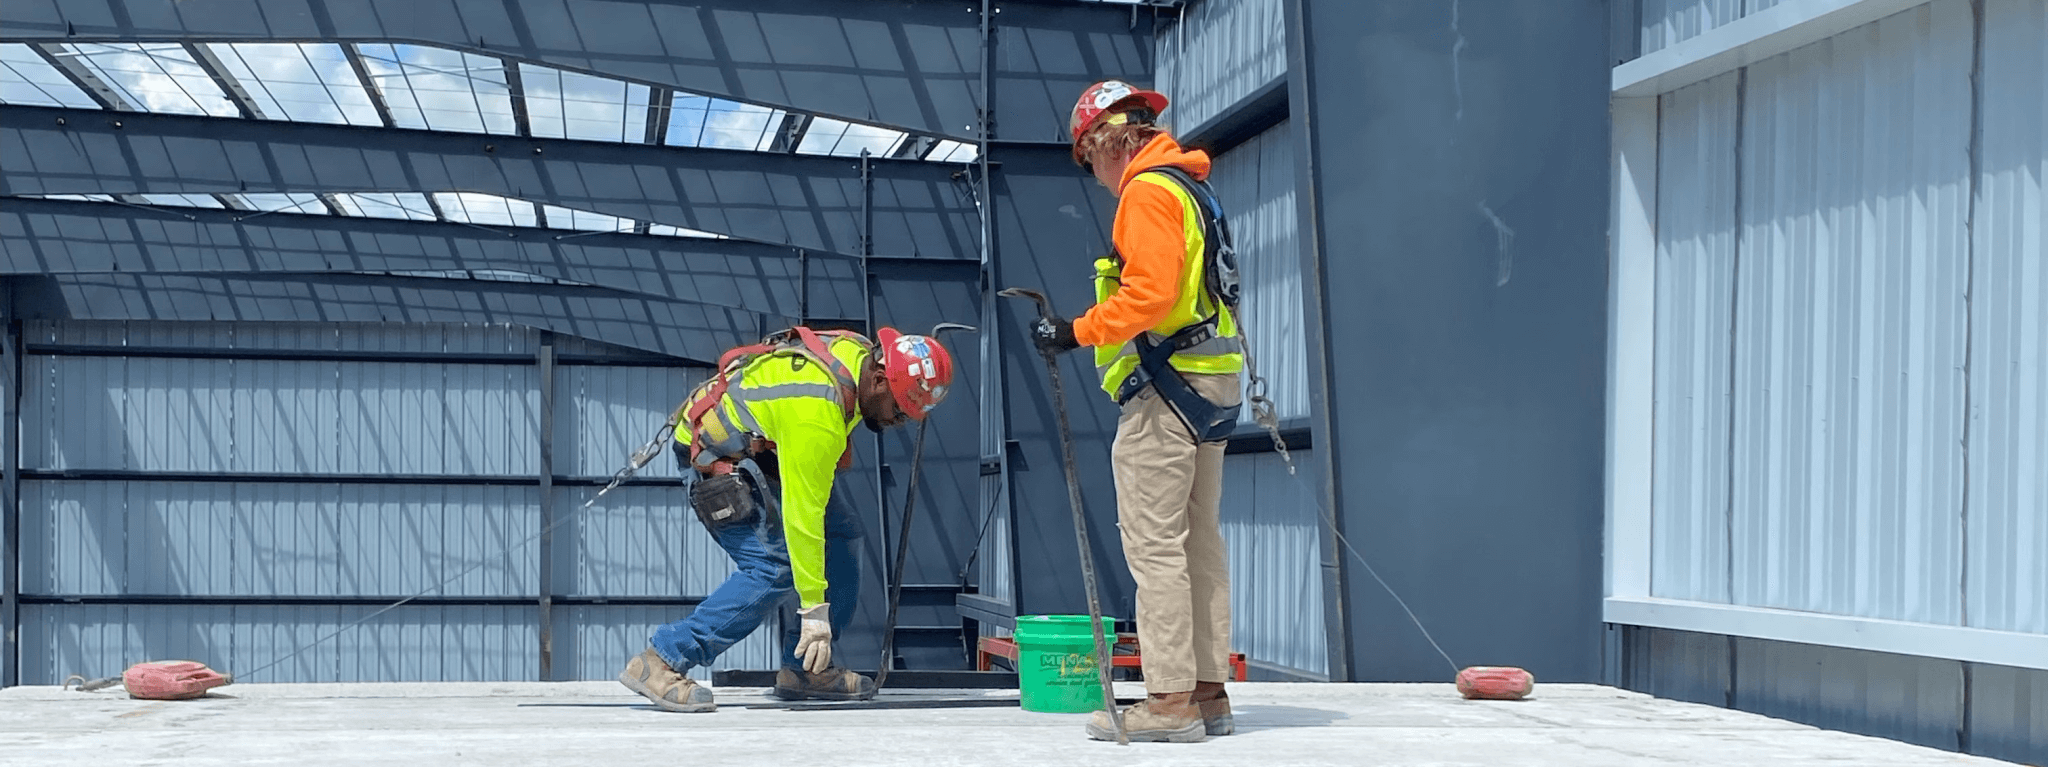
[
  {"xmin": 671, "ymin": 327, "xmax": 869, "ymax": 472},
  {"xmin": 1092, "ymin": 168, "xmax": 1245, "ymax": 398}
]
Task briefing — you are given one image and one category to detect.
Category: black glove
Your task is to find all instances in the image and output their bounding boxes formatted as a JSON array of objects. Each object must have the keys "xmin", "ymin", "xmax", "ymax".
[
  {"xmin": 689, "ymin": 472, "xmax": 757, "ymax": 530},
  {"xmin": 1031, "ymin": 316, "xmax": 1081, "ymax": 355}
]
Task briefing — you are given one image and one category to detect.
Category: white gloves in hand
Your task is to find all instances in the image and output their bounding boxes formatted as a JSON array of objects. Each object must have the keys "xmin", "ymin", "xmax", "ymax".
[{"xmin": 795, "ymin": 603, "xmax": 833, "ymax": 674}]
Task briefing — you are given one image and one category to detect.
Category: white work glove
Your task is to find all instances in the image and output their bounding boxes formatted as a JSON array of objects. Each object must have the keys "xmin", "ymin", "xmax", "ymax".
[{"xmin": 795, "ymin": 603, "xmax": 833, "ymax": 674}]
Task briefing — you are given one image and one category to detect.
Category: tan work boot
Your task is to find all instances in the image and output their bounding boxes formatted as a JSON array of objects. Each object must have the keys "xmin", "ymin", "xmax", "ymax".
[
  {"xmin": 617, "ymin": 647, "xmax": 715, "ymax": 713},
  {"xmin": 1085, "ymin": 691, "xmax": 1205, "ymax": 743},
  {"xmin": 772, "ymin": 666, "xmax": 877, "ymax": 701},
  {"xmin": 1193, "ymin": 681, "xmax": 1234, "ymax": 736}
]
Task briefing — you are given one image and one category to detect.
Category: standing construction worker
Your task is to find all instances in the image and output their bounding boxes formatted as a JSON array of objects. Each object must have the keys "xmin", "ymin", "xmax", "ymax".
[
  {"xmin": 619, "ymin": 326, "xmax": 954, "ymax": 712},
  {"xmin": 1029, "ymin": 80, "xmax": 1244, "ymax": 743}
]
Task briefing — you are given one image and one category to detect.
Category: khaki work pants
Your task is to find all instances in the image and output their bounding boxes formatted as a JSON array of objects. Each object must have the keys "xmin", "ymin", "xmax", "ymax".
[{"xmin": 1111, "ymin": 370, "xmax": 1240, "ymax": 695}]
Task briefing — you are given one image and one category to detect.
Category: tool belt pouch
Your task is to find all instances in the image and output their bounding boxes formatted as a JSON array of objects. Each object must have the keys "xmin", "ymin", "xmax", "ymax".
[
  {"xmin": 1116, "ymin": 331, "xmax": 1239, "ymax": 444},
  {"xmin": 689, "ymin": 472, "xmax": 758, "ymax": 531}
]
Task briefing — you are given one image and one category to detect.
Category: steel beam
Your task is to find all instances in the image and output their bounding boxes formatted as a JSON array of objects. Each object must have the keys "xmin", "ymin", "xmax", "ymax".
[
  {"xmin": 0, "ymin": 0, "xmax": 1152, "ymax": 141},
  {"xmin": 7, "ymin": 272, "xmax": 783, "ymax": 364},
  {"xmin": 0, "ymin": 105, "xmax": 977, "ymax": 260},
  {"xmin": 0, "ymin": 197, "xmax": 873, "ymax": 318},
  {"xmin": 0, "ymin": 294, "xmax": 19, "ymax": 688}
]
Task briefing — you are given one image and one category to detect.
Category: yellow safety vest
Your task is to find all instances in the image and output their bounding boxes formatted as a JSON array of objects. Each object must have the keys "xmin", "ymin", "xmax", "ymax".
[{"xmin": 1093, "ymin": 170, "xmax": 1244, "ymax": 398}]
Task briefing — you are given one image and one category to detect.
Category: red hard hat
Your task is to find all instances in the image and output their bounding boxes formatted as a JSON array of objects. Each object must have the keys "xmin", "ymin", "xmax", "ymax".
[
  {"xmin": 1069, "ymin": 80, "xmax": 1170, "ymax": 159},
  {"xmin": 875, "ymin": 327, "xmax": 954, "ymax": 420}
]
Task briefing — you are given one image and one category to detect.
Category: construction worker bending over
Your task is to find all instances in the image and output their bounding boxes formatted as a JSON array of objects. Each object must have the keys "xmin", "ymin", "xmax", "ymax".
[
  {"xmin": 619, "ymin": 326, "xmax": 954, "ymax": 712},
  {"xmin": 1029, "ymin": 80, "xmax": 1244, "ymax": 743}
]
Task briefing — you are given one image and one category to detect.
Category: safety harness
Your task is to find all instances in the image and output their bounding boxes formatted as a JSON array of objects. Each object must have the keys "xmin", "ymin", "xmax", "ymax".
[
  {"xmin": 1109, "ymin": 166, "xmax": 1245, "ymax": 443},
  {"xmin": 669, "ymin": 326, "xmax": 870, "ymax": 474}
]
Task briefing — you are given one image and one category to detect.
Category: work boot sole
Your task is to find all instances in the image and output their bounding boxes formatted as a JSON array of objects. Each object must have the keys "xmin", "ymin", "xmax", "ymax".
[
  {"xmin": 1204, "ymin": 712, "xmax": 1235, "ymax": 736},
  {"xmin": 1086, "ymin": 717, "xmax": 1206, "ymax": 743},
  {"xmin": 618, "ymin": 669, "xmax": 716, "ymax": 713},
  {"xmin": 770, "ymin": 685, "xmax": 876, "ymax": 702}
]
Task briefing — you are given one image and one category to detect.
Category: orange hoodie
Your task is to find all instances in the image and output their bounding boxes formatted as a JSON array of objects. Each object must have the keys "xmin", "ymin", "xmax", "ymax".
[{"xmin": 1073, "ymin": 134, "xmax": 1213, "ymax": 349}]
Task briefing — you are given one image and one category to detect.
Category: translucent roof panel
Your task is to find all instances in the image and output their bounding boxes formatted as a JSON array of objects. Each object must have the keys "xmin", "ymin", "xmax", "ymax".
[
  {"xmin": 133, "ymin": 193, "xmax": 225, "ymax": 208},
  {"xmin": 208, "ymin": 43, "xmax": 381, "ymax": 126},
  {"xmin": 647, "ymin": 223, "xmax": 730, "ymax": 240},
  {"xmin": 796, "ymin": 117, "xmax": 906, "ymax": 158},
  {"xmin": 34, "ymin": 194, "xmax": 120, "ymax": 202},
  {"xmin": 0, "ymin": 44, "xmax": 99, "ymax": 109},
  {"xmin": 539, "ymin": 204, "xmax": 631, "ymax": 233},
  {"xmin": 235, "ymin": 193, "xmax": 329, "ymax": 213},
  {"xmin": 354, "ymin": 44, "xmax": 514, "ymax": 134},
  {"xmin": 926, "ymin": 140, "xmax": 980, "ymax": 163},
  {"xmin": 666, "ymin": 95, "xmax": 782, "ymax": 151},
  {"xmin": 521, "ymin": 63, "xmax": 650, "ymax": 143},
  {"xmin": 330, "ymin": 192, "xmax": 436, "ymax": 221},
  {"xmin": 435, "ymin": 192, "xmax": 536, "ymax": 228},
  {"xmin": 59, "ymin": 43, "xmax": 238, "ymax": 116}
]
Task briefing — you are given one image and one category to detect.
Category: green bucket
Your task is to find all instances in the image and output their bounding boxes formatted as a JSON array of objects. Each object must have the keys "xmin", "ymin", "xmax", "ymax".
[{"xmin": 1013, "ymin": 614, "xmax": 1116, "ymax": 713}]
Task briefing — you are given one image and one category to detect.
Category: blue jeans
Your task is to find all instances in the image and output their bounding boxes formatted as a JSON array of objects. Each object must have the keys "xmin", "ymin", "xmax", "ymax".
[{"xmin": 650, "ymin": 461, "xmax": 863, "ymax": 672}]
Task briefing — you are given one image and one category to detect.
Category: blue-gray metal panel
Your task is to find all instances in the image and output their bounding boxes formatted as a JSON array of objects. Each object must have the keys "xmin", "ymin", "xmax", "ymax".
[
  {"xmin": 1155, "ymin": 0, "xmax": 1286, "ymax": 133},
  {"xmin": 1641, "ymin": 0, "xmax": 1747, "ymax": 54},
  {"xmin": 560, "ymin": 485, "xmax": 722, "ymax": 600},
  {"xmin": 1730, "ymin": 1, "xmax": 1972, "ymax": 624},
  {"xmin": 1732, "ymin": 636, "xmax": 1965, "ymax": 752},
  {"xmin": 22, "ymin": 480, "xmax": 538, "ymax": 597},
  {"xmin": 1652, "ymin": 72, "xmax": 1739, "ymax": 604},
  {"xmin": 557, "ymin": 605, "xmax": 779, "ymax": 679},
  {"xmin": 17, "ymin": 603, "xmax": 538, "ymax": 684},
  {"xmin": 1967, "ymin": 662, "xmax": 2048, "ymax": 766},
  {"xmin": 1220, "ymin": 449, "xmax": 1327, "ymax": 675},
  {"xmin": 24, "ymin": 320, "xmax": 549, "ymax": 356},
  {"xmin": 1967, "ymin": 0, "xmax": 2048, "ymax": 637},
  {"xmin": 557, "ymin": 366, "xmax": 705, "ymax": 478},
  {"xmin": 1208, "ymin": 121, "xmax": 1308, "ymax": 423},
  {"xmin": 1620, "ymin": 625, "xmax": 1731, "ymax": 706}
]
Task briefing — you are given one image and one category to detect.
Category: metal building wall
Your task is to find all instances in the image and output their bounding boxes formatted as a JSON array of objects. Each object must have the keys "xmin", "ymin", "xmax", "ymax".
[
  {"xmin": 11, "ymin": 320, "xmax": 781, "ymax": 684},
  {"xmin": 1650, "ymin": 72, "xmax": 1738, "ymax": 604},
  {"xmin": 1967, "ymin": 0, "xmax": 2048, "ymax": 637},
  {"xmin": 1646, "ymin": 0, "xmax": 2048, "ymax": 631},
  {"xmin": 1208, "ymin": 121, "xmax": 1309, "ymax": 423},
  {"xmin": 1154, "ymin": 0, "xmax": 1287, "ymax": 132},
  {"xmin": 1640, "ymin": 0, "xmax": 1797, "ymax": 54},
  {"xmin": 1732, "ymin": 0, "xmax": 1973, "ymax": 623},
  {"xmin": 1218, "ymin": 449, "xmax": 1327, "ymax": 676}
]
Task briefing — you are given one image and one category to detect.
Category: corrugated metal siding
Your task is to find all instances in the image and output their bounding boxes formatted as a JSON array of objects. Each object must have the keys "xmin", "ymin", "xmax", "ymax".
[
  {"xmin": 1652, "ymin": 72, "xmax": 1740, "ymax": 604},
  {"xmin": 1219, "ymin": 449, "xmax": 1326, "ymax": 675},
  {"xmin": 1967, "ymin": 0, "xmax": 2048, "ymax": 636},
  {"xmin": 1733, "ymin": 636, "xmax": 1966, "ymax": 752},
  {"xmin": 1729, "ymin": 0, "xmax": 1972, "ymax": 624},
  {"xmin": 1153, "ymin": 0, "xmax": 1285, "ymax": 133},
  {"xmin": 555, "ymin": 366, "xmax": 704, "ymax": 477},
  {"xmin": 22, "ymin": 356, "xmax": 539, "ymax": 474},
  {"xmin": 1642, "ymin": 0, "xmax": 1802, "ymax": 55},
  {"xmin": 1208, "ymin": 121, "xmax": 1307, "ymax": 422},
  {"xmin": 19, "ymin": 604, "xmax": 538, "ymax": 683},
  {"xmin": 562, "ymin": 485, "xmax": 726, "ymax": 599},
  {"xmin": 21, "ymin": 480, "xmax": 540, "ymax": 596}
]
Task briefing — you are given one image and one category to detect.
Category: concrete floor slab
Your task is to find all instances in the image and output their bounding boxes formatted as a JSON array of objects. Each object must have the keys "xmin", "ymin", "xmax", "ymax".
[{"xmin": 0, "ymin": 681, "xmax": 2020, "ymax": 766}]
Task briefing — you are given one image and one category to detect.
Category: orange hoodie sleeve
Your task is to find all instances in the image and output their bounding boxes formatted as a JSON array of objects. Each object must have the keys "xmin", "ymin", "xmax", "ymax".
[{"xmin": 1072, "ymin": 180, "xmax": 1189, "ymax": 348}]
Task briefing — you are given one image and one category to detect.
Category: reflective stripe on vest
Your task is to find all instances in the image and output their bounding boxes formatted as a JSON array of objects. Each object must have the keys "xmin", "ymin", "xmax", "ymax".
[
  {"xmin": 678, "ymin": 340, "xmax": 865, "ymax": 467},
  {"xmin": 1092, "ymin": 171, "xmax": 1244, "ymax": 396}
]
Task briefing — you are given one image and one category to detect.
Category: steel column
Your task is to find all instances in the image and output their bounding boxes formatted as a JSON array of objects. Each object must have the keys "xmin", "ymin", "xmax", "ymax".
[{"xmin": 536, "ymin": 336, "xmax": 556, "ymax": 681}]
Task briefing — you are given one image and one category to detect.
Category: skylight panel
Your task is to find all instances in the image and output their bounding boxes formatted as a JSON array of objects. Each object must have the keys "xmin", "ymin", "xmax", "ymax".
[
  {"xmin": 666, "ymin": 95, "xmax": 781, "ymax": 151},
  {"xmin": 521, "ymin": 64, "xmax": 650, "ymax": 143},
  {"xmin": 59, "ymin": 43, "xmax": 237, "ymax": 117},
  {"xmin": 237, "ymin": 193, "xmax": 329, "ymax": 213},
  {"xmin": 646, "ymin": 223, "xmax": 729, "ymax": 240},
  {"xmin": 330, "ymin": 192, "xmax": 436, "ymax": 221},
  {"xmin": 0, "ymin": 44, "xmax": 99, "ymax": 108},
  {"xmin": 926, "ymin": 140, "xmax": 979, "ymax": 163},
  {"xmin": 354, "ymin": 44, "xmax": 514, "ymax": 134},
  {"xmin": 133, "ymin": 193, "xmax": 226, "ymax": 209},
  {"xmin": 35, "ymin": 193, "xmax": 121, "ymax": 202},
  {"xmin": 435, "ymin": 192, "xmax": 536, "ymax": 228},
  {"xmin": 796, "ymin": 117, "xmax": 907, "ymax": 158},
  {"xmin": 538, "ymin": 204, "xmax": 632, "ymax": 233},
  {"xmin": 208, "ymin": 43, "xmax": 381, "ymax": 126}
]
